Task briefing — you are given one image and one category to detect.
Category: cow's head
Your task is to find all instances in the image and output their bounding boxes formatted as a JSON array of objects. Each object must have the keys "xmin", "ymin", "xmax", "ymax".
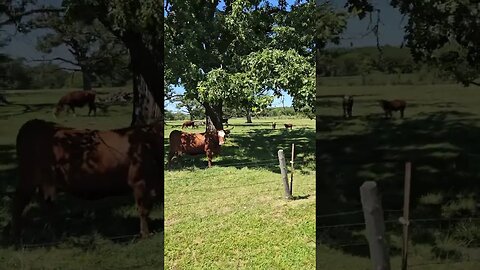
[
  {"xmin": 53, "ymin": 105, "xmax": 63, "ymax": 118},
  {"xmin": 217, "ymin": 130, "xmax": 226, "ymax": 145}
]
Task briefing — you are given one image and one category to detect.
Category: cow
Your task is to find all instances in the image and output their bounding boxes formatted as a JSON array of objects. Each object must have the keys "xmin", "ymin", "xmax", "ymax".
[
  {"xmin": 168, "ymin": 129, "xmax": 230, "ymax": 168},
  {"xmin": 11, "ymin": 119, "xmax": 163, "ymax": 239},
  {"xmin": 272, "ymin": 122, "xmax": 276, "ymax": 129},
  {"xmin": 284, "ymin": 123, "xmax": 293, "ymax": 129},
  {"xmin": 54, "ymin": 90, "xmax": 97, "ymax": 118},
  {"xmin": 182, "ymin": 120, "xmax": 196, "ymax": 129},
  {"xmin": 379, "ymin": 99, "xmax": 407, "ymax": 119},
  {"xmin": 342, "ymin": 95, "xmax": 354, "ymax": 118}
]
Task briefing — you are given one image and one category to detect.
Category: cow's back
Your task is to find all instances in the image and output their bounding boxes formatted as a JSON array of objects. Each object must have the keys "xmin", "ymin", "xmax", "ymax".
[{"xmin": 169, "ymin": 130, "xmax": 206, "ymax": 155}]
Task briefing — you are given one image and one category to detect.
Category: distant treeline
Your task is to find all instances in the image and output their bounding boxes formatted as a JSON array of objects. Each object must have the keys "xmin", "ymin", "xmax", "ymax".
[
  {"xmin": 166, "ymin": 107, "xmax": 300, "ymax": 121},
  {"xmin": 318, "ymin": 46, "xmax": 455, "ymax": 86},
  {"xmin": 0, "ymin": 54, "xmax": 130, "ymax": 90}
]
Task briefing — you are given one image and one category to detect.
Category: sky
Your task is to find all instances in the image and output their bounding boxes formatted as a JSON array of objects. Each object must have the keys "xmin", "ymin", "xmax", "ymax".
[{"xmin": 1, "ymin": 0, "xmax": 406, "ymax": 112}]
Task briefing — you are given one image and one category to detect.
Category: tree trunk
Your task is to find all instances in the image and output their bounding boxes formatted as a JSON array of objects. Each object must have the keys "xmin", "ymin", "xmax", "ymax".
[
  {"xmin": 81, "ymin": 68, "xmax": 93, "ymax": 90},
  {"xmin": 246, "ymin": 108, "xmax": 252, "ymax": 123},
  {"xmin": 204, "ymin": 102, "xmax": 223, "ymax": 131},
  {"xmin": 131, "ymin": 73, "xmax": 161, "ymax": 126},
  {"xmin": 125, "ymin": 33, "xmax": 163, "ymax": 127}
]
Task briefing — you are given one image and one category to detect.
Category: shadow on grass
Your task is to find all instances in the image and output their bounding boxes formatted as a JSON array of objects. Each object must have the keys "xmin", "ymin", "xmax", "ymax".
[{"xmin": 316, "ymin": 110, "xmax": 480, "ymax": 258}]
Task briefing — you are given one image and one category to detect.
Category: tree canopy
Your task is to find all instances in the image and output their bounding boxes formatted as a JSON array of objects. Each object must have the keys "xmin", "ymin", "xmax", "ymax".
[
  {"xmin": 166, "ymin": 0, "xmax": 343, "ymax": 128},
  {"xmin": 345, "ymin": 0, "xmax": 480, "ymax": 86}
]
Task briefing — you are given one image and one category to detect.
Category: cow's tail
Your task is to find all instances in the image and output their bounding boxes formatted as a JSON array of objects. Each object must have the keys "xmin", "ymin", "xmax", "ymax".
[{"xmin": 13, "ymin": 119, "xmax": 56, "ymax": 237}]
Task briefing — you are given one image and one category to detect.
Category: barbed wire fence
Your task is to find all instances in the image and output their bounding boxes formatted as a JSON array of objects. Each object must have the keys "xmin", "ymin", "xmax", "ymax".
[
  {"xmin": 315, "ymin": 157, "xmax": 480, "ymax": 269},
  {"xmin": 1, "ymin": 145, "xmax": 315, "ymax": 250}
]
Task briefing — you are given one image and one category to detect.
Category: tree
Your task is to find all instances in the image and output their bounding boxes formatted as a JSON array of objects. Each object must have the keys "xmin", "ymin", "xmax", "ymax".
[
  {"xmin": 32, "ymin": 13, "xmax": 129, "ymax": 90},
  {"xmin": 345, "ymin": 0, "xmax": 480, "ymax": 86},
  {"xmin": 167, "ymin": 0, "xmax": 343, "ymax": 130},
  {"xmin": 2, "ymin": 1, "xmax": 163, "ymax": 125},
  {"xmin": 64, "ymin": 0, "xmax": 163, "ymax": 126},
  {"xmin": 174, "ymin": 96, "xmax": 205, "ymax": 121}
]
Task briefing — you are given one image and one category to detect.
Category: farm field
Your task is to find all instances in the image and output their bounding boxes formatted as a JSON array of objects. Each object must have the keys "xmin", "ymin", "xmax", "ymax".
[
  {"xmin": 0, "ymin": 88, "xmax": 316, "ymax": 269},
  {"xmin": 316, "ymin": 84, "xmax": 480, "ymax": 269},
  {"xmin": 0, "ymin": 88, "xmax": 164, "ymax": 269},
  {"xmin": 164, "ymin": 117, "xmax": 315, "ymax": 269}
]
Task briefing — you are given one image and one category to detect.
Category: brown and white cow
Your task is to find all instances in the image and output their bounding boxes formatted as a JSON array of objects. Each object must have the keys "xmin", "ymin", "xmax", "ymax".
[
  {"xmin": 284, "ymin": 123, "xmax": 293, "ymax": 129},
  {"xmin": 54, "ymin": 90, "xmax": 97, "ymax": 117},
  {"xmin": 12, "ymin": 119, "xmax": 163, "ymax": 239},
  {"xmin": 379, "ymin": 99, "xmax": 407, "ymax": 119},
  {"xmin": 168, "ymin": 129, "xmax": 228, "ymax": 168}
]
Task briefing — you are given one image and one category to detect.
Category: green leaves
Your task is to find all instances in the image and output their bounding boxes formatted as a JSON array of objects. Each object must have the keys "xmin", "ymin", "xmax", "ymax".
[{"xmin": 197, "ymin": 48, "xmax": 314, "ymax": 114}]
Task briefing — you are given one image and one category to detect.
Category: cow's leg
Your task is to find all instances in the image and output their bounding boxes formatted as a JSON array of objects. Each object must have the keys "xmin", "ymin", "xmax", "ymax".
[
  {"xmin": 128, "ymin": 164, "xmax": 153, "ymax": 238},
  {"xmin": 167, "ymin": 151, "xmax": 176, "ymax": 169},
  {"xmin": 206, "ymin": 150, "xmax": 214, "ymax": 168},
  {"xmin": 89, "ymin": 102, "xmax": 97, "ymax": 116},
  {"xmin": 11, "ymin": 167, "xmax": 41, "ymax": 239},
  {"xmin": 133, "ymin": 182, "xmax": 152, "ymax": 238},
  {"xmin": 11, "ymin": 184, "xmax": 35, "ymax": 239},
  {"xmin": 69, "ymin": 106, "xmax": 76, "ymax": 117},
  {"xmin": 400, "ymin": 108, "xmax": 404, "ymax": 118}
]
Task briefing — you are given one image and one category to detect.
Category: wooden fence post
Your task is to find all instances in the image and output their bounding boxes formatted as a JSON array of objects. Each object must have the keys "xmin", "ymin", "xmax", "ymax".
[
  {"xmin": 278, "ymin": 149, "xmax": 292, "ymax": 200},
  {"xmin": 360, "ymin": 181, "xmax": 391, "ymax": 270},
  {"xmin": 290, "ymin": 143, "xmax": 295, "ymax": 197},
  {"xmin": 401, "ymin": 162, "xmax": 412, "ymax": 270}
]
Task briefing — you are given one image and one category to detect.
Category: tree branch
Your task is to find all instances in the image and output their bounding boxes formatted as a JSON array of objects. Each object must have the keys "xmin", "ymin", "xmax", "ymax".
[
  {"xmin": 30, "ymin": 57, "xmax": 80, "ymax": 67},
  {"xmin": 0, "ymin": 7, "xmax": 65, "ymax": 27}
]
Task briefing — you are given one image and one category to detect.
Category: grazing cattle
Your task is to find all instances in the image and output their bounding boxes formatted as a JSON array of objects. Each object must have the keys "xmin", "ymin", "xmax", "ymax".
[
  {"xmin": 12, "ymin": 119, "xmax": 163, "ymax": 239},
  {"xmin": 284, "ymin": 123, "xmax": 293, "ymax": 129},
  {"xmin": 168, "ymin": 129, "xmax": 229, "ymax": 168},
  {"xmin": 182, "ymin": 120, "xmax": 196, "ymax": 129},
  {"xmin": 272, "ymin": 122, "xmax": 276, "ymax": 129},
  {"xmin": 342, "ymin": 95, "xmax": 354, "ymax": 118},
  {"xmin": 379, "ymin": 99, "xmax": 407, "ymax": 119},
  {"xmin": 54, "ymin": 90, "xmax": 97, "ymax": 117}
]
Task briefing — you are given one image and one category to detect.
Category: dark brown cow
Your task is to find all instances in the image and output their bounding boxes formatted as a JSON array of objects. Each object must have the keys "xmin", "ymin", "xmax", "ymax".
[
  {"xmin": 12, "ymin": 119, "xmax": 163, "ymax": 239},
  {"xmin": 182, "ymin": 120, "xmax": 196, "ymax": 129},
  {"xmin": 342, "ymin": 95, "xmax": 354, "ymax": 118},
  {"xmin": 284, "ymin": 123, "xmax": 293, "ymax": 129},
  {"xmin": 272, "ymin": 122, "xmax": 276, "ymax": 129},
  {"xmin": 168, "ymin": 129, "xmax": 227, "ymax": 168},
  {"xmin": 54, "ymin": 90, "xmax": 97, "ymax": 117},
  {"xmin": 379, "ymin": 99, "xmax": 407, "ymax": 119}
]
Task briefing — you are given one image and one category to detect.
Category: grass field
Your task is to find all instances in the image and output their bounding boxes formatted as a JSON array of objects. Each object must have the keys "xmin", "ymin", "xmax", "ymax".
[
  {"xmin": 317, "ymin": 84, "xmax": 480, "ymax": 269},
  {"xmin": 0, "ymin": 88, "xmax": 316, "ymax": 269},
  {"xmin": 0, "ymin": 88, "xmax": 163, "ymax": 269},
  {"xmin": 164, "ymin": 117, "xmax": 315, "ymax": 269}
]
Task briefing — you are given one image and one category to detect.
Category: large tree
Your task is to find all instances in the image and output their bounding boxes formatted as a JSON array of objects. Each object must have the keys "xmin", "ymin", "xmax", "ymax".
[
  {"xmin": 63, "ymin": 0, "xmax": 163, "ymax": 126},
  {"xmin": 166, "ymin": 0, "xmax": 342, "ymax": 131},
  {"xmin": 1, "ymin": 1, "xmax": 163, "ymax": 126},
  {"xmin": 32, "ymin": 13, "xmax": 129, "ymax": 90},
  {"xmin": 345, "ymin": 0, "xmax": 480, "ymax": 86}
]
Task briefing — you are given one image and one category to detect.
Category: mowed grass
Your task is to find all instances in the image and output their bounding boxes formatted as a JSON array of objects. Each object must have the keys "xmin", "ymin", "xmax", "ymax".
[
  {"xmin": 317, "ymin": 84, "xmax": 480, "ymax": 269},
  {"xmin": 0, "ymin": 88, "xmax": 164, "ymax": 269},
  {"xmin": 164, "ymin": 117, "xmax": 316, "ymax": 269}
]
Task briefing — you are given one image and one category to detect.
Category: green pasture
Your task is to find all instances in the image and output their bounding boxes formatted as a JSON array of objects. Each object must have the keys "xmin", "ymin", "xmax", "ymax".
[
  {"xmin": 0, "ymin": 88, "xmax": 316, "ymax": 269},
  {"xmin": 317, "ymin": 84, "xmax": 480, "ymax": 269},
  {"xmin": 0, "ymin": 88, "xmax": 162, "ymax": 269},
  {"xmin": 164, "ymin": 117, "xmax": 315, "ymax": 269}
]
